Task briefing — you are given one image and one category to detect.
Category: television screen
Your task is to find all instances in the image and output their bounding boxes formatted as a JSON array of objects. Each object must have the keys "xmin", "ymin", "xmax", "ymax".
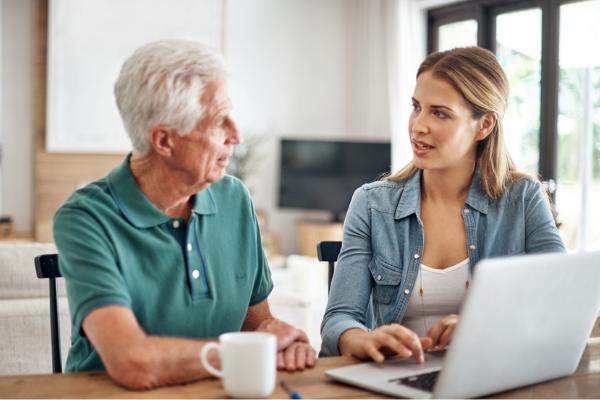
[{"xmin": 278, "ymin": 139, "xmax": 391, "ymax": 219}]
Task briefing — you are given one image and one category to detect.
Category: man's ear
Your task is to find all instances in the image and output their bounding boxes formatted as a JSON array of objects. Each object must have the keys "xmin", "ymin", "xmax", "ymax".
[
  {"xmin": 148, "ymin": 126, "xmax": 176, "ymax": 157},
  {"xmin": 475, "ymin": 113, "xmax": 497, "ymax": 141}
]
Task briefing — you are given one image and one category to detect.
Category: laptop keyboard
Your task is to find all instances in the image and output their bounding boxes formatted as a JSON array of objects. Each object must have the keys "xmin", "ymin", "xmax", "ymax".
[{"xmin": 389, "ymin": 370, "xmax": 440, "ymax": 392}]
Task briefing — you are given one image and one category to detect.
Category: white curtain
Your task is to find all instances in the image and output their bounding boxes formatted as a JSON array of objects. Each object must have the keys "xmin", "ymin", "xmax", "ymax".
[
  {"xmin": 344, "ymin": 0, "xmax": 390, "ymax": 140},
  {"xmin": 343, "ymin": 0, "xmax": 426, "ymax": 171}
]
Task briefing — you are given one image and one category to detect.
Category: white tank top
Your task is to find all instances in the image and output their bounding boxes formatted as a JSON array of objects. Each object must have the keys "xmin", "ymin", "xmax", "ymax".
[{"xmin": 402, "ymin": 258, "xmax": 471, "ymax": 337}]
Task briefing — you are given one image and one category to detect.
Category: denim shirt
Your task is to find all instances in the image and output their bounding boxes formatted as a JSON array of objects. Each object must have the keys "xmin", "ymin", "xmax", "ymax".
[{"xmin": 320, "ymin": 168, "xmax": 566, "ymax": 356}]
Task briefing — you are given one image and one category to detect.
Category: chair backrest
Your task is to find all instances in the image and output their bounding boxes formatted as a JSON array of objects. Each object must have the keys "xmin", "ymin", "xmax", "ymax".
[
  {"xmin": 316, "ymin": 241, "xmax": 342, "ymax": 292},
  {"xmin": 34, "ymin": 254, "xmax": 63, "ymax": 374}
]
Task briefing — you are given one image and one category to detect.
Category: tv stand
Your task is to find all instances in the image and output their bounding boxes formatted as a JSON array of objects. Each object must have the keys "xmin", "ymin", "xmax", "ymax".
[{"xmin": 296, "ymin": 221, "xmax": 343, "ymax": 257}]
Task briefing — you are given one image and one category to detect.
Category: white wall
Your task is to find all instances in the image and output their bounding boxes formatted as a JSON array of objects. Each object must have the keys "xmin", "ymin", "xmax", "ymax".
[
  {"xmin": 1, "ymin": 0, "xmax": 33, "ymax": 234},
  {"xmin": 0, "ymin": 0, "xmax": 392, "ymax": 254},
  {"xmin": 226, "ymin": 0, "xmax": 349, "ymax": 254}
]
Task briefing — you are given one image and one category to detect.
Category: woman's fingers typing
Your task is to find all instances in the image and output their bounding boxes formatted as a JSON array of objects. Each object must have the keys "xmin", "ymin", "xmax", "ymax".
[
  {"xmin": 342, "ymin": 324, "xmax": 427, "ymax": 364},
  {"xmin": 426, "ymin": 314, "xmax": 459, "ymax": 350}
]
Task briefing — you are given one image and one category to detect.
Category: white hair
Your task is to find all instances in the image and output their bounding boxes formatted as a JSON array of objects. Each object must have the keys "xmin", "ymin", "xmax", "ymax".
[{"xmin": 114, "ymin": 40, "xmax": 228, "ymax": 155}]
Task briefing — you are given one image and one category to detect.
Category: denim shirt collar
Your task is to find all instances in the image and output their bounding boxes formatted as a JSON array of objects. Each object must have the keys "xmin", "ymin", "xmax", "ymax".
[
  {"xmin": 394, "ymin": 170, "xmax": 422, "ymax": 220},
  {"xmin": 393, "ymin": 166, "xmax": 489, "ymax": 220},
  {"xmin": 465, "ymin": 166, "xmax": 489, "ymax": 214}
]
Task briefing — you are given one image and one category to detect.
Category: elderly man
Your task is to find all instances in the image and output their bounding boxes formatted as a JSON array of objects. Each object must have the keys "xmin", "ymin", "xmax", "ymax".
[{"xmin": 53, "ymin": 40, "xmax": 315, "ymax": 390}]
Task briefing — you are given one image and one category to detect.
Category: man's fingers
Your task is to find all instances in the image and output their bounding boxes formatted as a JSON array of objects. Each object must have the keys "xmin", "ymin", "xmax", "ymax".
[
  {"xmin": 284, "ymin": 343, "xmax": 299, "ymax": 371},
  {"xmin": 295, "ymin": 344, "xmax": 307, "ymax": 371},
  {"xmin": 306, "ymin": 345, "xmax": 316, "ymax": 367},
  {"xmin": 257, "ymin": 318, "xmax": 310, "ymax": 351}
]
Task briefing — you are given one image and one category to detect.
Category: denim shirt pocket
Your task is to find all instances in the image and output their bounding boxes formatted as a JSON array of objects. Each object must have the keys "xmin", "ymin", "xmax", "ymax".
[{"xmin": 368, "ymin": 257, "xmax": 403, "ymax": 305}]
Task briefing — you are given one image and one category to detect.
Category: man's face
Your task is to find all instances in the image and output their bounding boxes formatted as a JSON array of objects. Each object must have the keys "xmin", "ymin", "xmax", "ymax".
[{"xmin": 170, "ymin": 79, "xmax": 241, "ymax": 192}]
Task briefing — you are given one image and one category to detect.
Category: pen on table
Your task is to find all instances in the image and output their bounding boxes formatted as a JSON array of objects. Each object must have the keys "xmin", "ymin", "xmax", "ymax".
[{"xmin": 280, "ymin": 379, "xmax": 303, "ymax": 399}]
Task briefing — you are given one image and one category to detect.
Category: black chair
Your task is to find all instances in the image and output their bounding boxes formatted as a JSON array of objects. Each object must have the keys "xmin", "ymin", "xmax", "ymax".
[
  {"xmin": 316, "ymin": 241, "xmax": 342, "ymax": 292},
  {"xmin": 34, "ymin": 254, "xmax": 63, "ymax": 373}
]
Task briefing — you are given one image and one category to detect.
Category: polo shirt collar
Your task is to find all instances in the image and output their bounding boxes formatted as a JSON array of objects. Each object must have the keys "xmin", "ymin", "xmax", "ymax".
[
  {"xmin": 193, "ymin": 188, "xmax": 218, "ymax": 215},
  {"xmin": 108, "ymin": 154, "xmax": 217, "ymax": 229}
]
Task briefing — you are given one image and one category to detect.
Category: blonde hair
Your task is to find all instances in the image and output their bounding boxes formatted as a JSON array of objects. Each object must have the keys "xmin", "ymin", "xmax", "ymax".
[{"xmin": 384, "ymin": 46, "xmax": 533, "ymax": 199}]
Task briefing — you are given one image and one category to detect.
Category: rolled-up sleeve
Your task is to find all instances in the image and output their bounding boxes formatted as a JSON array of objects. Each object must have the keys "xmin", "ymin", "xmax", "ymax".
[
  {"xmin": 523, "ymin": 182, "xmax": 566, "ymax": 253},
  {"xmin": 320, "ymin": 187, "xmax": 374, "ymax": 356}
]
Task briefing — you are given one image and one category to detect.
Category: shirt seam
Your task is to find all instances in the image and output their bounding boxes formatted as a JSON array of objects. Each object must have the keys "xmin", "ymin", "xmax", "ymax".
[
  {"xmin": 249, "ymin": 282, "xmax": 274, "ymax": 306},
  {"xmin": 75, "ymin": 298, "xmax": 131, "ymax": 336}
]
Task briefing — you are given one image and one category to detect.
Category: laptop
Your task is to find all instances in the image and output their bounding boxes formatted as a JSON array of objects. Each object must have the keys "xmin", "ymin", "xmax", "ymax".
[{"xmin": 326, "ymin": 250, "xmax": 600, "ymax": 399}]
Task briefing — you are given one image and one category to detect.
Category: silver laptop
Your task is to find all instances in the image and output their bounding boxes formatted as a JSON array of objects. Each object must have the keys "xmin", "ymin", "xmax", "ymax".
[{"xmin": 326, "ymin": 250, "xmax": 600, "ymax": 399}]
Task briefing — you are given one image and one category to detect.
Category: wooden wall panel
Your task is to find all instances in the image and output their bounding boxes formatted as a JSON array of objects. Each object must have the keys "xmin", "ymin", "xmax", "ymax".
[{"xmin": 33, "ymin": 0, "xmax": 124, "ymax": 242}]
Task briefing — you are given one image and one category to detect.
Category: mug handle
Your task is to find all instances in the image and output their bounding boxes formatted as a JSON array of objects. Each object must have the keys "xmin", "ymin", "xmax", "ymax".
[{"xmin": 200, "ymin": 342, "xmax": 224, "ymax": 378}]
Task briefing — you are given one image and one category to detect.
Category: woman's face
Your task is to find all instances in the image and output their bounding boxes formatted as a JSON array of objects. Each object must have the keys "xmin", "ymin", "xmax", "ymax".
[{"xmin": 409, "ymin": 71, "xmax": 489, "ymax": 174}]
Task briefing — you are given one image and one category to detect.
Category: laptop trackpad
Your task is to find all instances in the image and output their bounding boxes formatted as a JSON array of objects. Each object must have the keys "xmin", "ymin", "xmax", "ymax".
[{"xmin": 326, "ymin": 351, "xmax": 446, "ymax": 398}]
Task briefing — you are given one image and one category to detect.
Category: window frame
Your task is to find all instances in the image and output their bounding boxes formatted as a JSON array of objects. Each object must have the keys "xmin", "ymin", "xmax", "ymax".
[{"xmin": 427, "ymin": 0, "xmax": 585, "ymax": 200}]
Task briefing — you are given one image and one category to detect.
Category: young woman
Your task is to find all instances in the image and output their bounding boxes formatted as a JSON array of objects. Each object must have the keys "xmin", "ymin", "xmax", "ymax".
[{"xmin": 320, "ymin": 47, "xmax": 566, "ymax": 363}]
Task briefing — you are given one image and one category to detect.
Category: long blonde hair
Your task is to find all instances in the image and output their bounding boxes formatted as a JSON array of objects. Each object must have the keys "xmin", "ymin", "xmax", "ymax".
[{"xmin": 384, "ymin": 46, "xmax": 532, "ymax": 199}]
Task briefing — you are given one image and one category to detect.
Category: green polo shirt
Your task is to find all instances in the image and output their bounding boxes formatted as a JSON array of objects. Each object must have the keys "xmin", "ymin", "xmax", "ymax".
[{"xmin": 53, "ymin": 155, "xmax": 273, "ymax": 372}]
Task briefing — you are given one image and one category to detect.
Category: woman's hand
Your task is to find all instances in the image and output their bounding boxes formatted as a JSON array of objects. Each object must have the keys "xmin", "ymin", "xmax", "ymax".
[
  {"xmin": 339, "ymin": 324, "xmax": 433, "ymax": 363},
  {"xmin": 425, "ymin": 314, "xmax": 459, "ymax": 350}
]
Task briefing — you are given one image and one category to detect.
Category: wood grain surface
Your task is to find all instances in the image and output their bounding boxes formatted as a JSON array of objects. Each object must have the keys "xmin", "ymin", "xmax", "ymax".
[{"xmin": 1, "ymin": 341, "xmax": 600, "ymax": 399}]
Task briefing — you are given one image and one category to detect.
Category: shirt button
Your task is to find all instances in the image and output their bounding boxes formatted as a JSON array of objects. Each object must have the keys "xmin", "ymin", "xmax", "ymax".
[
  {"xmin": 414, "ymin": 254, "xmax": 420, "ymax": 259},
  {"xmin": 173, "ymin": 220, "xmax": 180, "ymax": 229},
  {"xmin": 470, "ymin": 245, "xmax": 476, "ymax": 250},
  {"xmin": 192, "ymin": 270, "xmax": 200, "ymax": 279},
  {"xmin": 404, "ymin": 289, "xmax": 410, "ymax": 295},
  {"xmin": 187, "ymin": 243, "xmax": 192, "ymax": 252},
  {"xmin": 377, "ymin": 275, "xmax": 382, "ymax": 281},
  {"xmin": 464, "ymin": 209, "xmax": 470, "ymax": 214}
]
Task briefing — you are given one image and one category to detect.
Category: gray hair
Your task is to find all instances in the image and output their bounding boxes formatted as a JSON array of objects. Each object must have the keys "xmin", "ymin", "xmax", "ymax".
[{"xmin": 114, "ymin": 40, "xmax": 228, "ymax": 155}]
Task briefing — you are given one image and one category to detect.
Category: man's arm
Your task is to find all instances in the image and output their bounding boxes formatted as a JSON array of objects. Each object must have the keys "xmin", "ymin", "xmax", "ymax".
[
  {"xmin": 242, "ymin": 299, "xmax": 317, "ymax": 371},
  {"xmin": 82, "ymin": 305, "xmax": 218, "ymax": 390},
  {"xmin": 83, "ymin": 299, "xmax": 315, "ymax": 390}
]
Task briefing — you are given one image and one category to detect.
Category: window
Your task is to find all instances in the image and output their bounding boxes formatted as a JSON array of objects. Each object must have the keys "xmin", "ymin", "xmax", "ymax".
[{"xmin": 428, "ymin": 0, "xmax": 600, "ymax": 251}]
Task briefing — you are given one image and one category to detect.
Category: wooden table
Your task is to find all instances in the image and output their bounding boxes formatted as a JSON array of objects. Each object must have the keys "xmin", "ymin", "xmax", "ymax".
[{"xmin": 2, "ymin": 339, "xmax": 600, "ymax": 399}]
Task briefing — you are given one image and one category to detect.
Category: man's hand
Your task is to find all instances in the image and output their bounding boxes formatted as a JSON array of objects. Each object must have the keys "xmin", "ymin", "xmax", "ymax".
[
  {"xmin": 243, "ymin": 300, "xmax": 316, "ymax": 371},
  {"xmin": 255, "ymin": 317, "xmax": 316, "ymax": 371},
  {"xmin": 339, "ymin": 324, "xmax": 432, "ymax": 364}
]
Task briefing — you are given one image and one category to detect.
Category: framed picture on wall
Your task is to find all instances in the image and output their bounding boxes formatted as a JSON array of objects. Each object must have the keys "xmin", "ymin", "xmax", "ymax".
[{"xmin": 46, "ymin": 0, "xmax": 224, "ymax": 153}]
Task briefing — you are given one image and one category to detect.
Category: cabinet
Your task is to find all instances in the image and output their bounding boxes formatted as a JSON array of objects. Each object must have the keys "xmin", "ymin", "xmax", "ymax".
[{"xmin": 296, "ymin": 222, "xmax": 343, "ymax": 257}]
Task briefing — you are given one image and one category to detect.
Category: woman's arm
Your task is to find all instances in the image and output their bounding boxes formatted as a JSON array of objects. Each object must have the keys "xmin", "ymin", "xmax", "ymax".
[
  {"xmin": 320, "ymin": 188, "xmax": 375, "ymax": 356},
  {"xmin": 320, "ymin": 187, "xmax": 428, "ymax": 363},
  {"xmin": 523, "ymin": 182, "xmax": 566, "ymax": 253}
]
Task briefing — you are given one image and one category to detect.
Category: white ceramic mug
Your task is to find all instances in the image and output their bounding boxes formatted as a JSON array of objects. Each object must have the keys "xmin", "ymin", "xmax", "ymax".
[{"xmin": 200, "ymin": 332, "xmax": 277, "ymax": 398}]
